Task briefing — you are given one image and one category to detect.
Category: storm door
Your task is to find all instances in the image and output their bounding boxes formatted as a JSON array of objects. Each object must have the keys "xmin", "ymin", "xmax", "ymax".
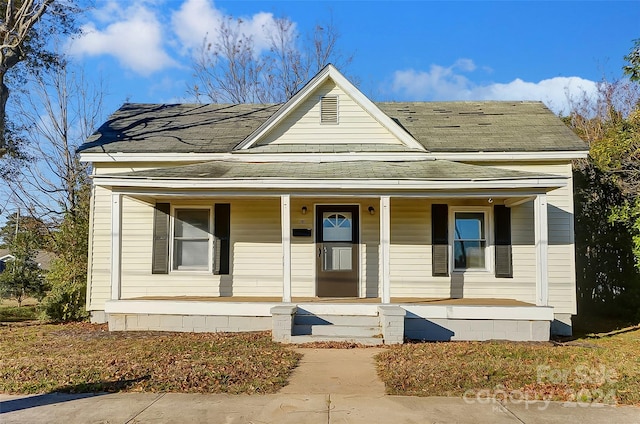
[{"xmin": 316, "ymin": 205, "xmax": 359, "ymax": 297}]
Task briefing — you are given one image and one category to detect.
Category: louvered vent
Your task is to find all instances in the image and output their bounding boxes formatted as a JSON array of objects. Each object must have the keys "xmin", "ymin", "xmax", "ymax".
[{"xmin": 320, "ymin": 96, "xmax": 338, "ymax": 124}]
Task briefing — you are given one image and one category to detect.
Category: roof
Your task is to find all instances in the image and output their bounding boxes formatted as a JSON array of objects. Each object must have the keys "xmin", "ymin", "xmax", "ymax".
[
  {"xmin": 376, "ymin": 102, "xmax": 586, "ymax": 152},
  {"xmin": 78, "ymin": 101, "xmax": 586, "ymax": 155},
  {"xmin": 0, "ymin": 249, "xmax": 55, "ymax": 271},
  {"xmin": 102, "ymin": 159, "xmax": 558, "ymax": 181}
]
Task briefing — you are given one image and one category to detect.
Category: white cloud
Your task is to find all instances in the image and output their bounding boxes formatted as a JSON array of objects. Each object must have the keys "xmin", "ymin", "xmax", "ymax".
[
  {"xmin": 68, "ymin": 2, "xmax": 177, "ymax": 75},
  {"xmin": 390, "ymin": 59, "xmax": 598, "ymax": 115},
  {"xmin": 171, "ymin": 0, "xmax": 283, "ymax": 53}
]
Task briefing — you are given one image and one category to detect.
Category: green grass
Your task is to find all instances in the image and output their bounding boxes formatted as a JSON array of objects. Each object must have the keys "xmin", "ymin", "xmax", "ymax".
[
  {"xmin": 0, "ymin": 304, "xmax": 38, "ymax": 322},
  {"xmin": 0, "ymin": 323, "xmax": 301, "ymax": 394},
  {"xmin": 376, "ymin": 326, "xmax": 640, "ymax": 405}
]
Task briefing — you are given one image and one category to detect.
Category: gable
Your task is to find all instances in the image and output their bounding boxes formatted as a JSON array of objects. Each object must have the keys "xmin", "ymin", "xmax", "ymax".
[{"xmin": 256, "ymin": 79, "xmax": 405, "ymax": 146}]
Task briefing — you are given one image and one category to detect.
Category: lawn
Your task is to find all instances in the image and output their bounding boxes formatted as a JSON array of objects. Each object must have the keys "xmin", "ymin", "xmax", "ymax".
[
  {"xmin": 376, "ymin": 326, "xmax": 640, "ymax": 406},
  {"xmin": 0, "ymin": 298, "xmax": 39, "ymax": 322},
  {"xmin": 0, "ymin": 323, "xmax": 301, "ymax": 395}
]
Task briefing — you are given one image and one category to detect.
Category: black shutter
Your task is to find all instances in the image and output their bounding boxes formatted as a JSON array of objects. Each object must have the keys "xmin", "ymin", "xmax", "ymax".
[
  {"xmin": 431, "ymin": 204, "xmax": 449, "ymax": 277},
  {"xmin": 152, "ymin": 203, "xmax": 170, "ymax": 274},
  {"xmin": 494, "ymin": 205, "xmax": 513, "ymax": 278},
  {"xmin": 214, "ymin": 203, "xmax": 230, "ymax": 275}
]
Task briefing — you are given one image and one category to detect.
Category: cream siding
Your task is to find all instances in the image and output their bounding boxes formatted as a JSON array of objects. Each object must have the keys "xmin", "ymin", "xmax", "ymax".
[
  {"xmin": 257, "ymin": 79, "xmax": 403, "ymax": 146},
  {"xmin": 87, "ymin": 160, "xmax": 577, "ymax": 316},
  {"xmin": 87, "ymin": 185, "xmax": 112, "ymax": 310}
]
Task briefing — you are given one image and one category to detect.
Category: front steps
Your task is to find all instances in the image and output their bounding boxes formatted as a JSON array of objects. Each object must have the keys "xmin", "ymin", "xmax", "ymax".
[
  {"xmin": 271, "ymin": 304, "xmax": 406, "ymax": 345},
  {"xmin": 291, "ymin": 312, "xmax": 383, "ymax": 345}
]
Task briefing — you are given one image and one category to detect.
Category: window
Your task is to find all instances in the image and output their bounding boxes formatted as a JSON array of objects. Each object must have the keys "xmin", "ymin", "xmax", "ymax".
[
  {"xmin": 320, "ymin": 95, "xmax": 338, "ymax": 124},
  {"xmin": 172, "ymin": 208, "xmax": 211, "ymax": 271},
  {"xmin": 453, "ymin": 211, "xmax": 487, "ymax": 270}
]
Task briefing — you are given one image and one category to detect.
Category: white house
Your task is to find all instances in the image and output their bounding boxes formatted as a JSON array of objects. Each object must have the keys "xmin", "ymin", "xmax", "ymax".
[{"xmin": 79, "ymin": 65, "xmax": 588, "ymax": 344}]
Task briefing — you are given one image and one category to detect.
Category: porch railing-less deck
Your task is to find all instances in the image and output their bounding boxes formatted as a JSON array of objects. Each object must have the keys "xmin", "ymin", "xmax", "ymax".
[{"xmin": 104, "ymin": 296, "xmax": 552, "ymax": 344}]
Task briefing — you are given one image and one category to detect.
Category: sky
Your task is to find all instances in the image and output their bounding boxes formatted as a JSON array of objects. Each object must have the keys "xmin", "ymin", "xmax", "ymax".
[{"xmin": 64, "ymin": 0, "xmax": 640, "ymax": 117}]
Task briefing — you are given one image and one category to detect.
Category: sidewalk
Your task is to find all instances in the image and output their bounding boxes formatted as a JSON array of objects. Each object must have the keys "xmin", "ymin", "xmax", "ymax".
[{"xmin": 1, "ymin": 348, "xmax": 639, "ymax": 423}]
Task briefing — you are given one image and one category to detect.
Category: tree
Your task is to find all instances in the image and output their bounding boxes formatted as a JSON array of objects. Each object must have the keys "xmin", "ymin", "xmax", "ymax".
[
  {"xmin": 623, "ymin": 38, "xmax": 640, "ymax": 82},
  {"xmin": 0, "ymin": 0, "xmax": 79, "ymax": 157},
  {"xmin": 0, "ymin": 210, "xmax": 48, "ymax": 248},
  {"xmin": 189, "ymin": 14, "xmax": 353, "ymax": 103},
  {"xmin": 5, "ymin": 60, "xmax": 102, "ymax": 223},
  {"xmin": 567, "ymin": 48, "xmax": 640, "ymax": 321},
  {"xmin": 0, "ymin": 228, "xmax": 46, "ymax": 306},
  {"xmin": 3, "ymin": 59, "xmax": 103, "ymax": 321}
]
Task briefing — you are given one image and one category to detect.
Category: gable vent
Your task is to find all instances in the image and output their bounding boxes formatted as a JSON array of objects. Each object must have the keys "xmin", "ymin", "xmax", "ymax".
[{"xmin": 320, "ymin": 95, "xmax": 339, "ymax": 124}]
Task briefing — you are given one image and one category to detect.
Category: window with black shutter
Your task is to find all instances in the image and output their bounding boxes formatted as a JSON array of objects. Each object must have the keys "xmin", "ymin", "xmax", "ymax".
[
  {"xmin": 494, "ymin": 205, "xmax": 513, "ymax": 278},
  {"xmin": 431, "ymin": 204, "xmax": 449, "ymax": 276}
]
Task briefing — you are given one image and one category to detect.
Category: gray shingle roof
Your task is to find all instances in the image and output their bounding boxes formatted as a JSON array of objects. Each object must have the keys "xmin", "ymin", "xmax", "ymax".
[
  {"xmin": 104, "ymin": 160, "xmax": 557, "ymax": 181},
  {"xmin": 79, "ymin": 103, "xmax": 281, "ymax": 154},
  {"xmin": 376, "ymin": 101, "xmax": 586, "ymax": 152},
  {"xmin": 78, "ymin": 101, "xmax": 586, "ymax": 154}
]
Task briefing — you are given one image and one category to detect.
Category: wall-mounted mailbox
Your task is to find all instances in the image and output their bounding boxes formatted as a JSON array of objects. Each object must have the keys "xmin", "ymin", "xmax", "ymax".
[{"xmin": 292, "ymin": 228, "xmax": 312, "ymax": 237}]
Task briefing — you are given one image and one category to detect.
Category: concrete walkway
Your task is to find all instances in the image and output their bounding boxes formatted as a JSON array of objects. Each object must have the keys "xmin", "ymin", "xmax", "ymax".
[{"xmin": 1, "ymin": 348, "xmax": 639, "ymax": 423}]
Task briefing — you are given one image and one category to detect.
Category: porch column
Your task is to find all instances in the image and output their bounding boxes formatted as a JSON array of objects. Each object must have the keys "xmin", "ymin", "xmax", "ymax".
[
  {"xmin": 110, "ymin": 193, "xmax": 122, "ymax": 300},
  {"xmin": 534, "ymin": 193, "xmax": 549, "ymax": 306},
  {"xmin": 380, "ymin": 196, "xmax": 391, "ymax": 304},
  {"xmin": 281, "ymin": 195, "xmax": 292, "ymax": 302}
]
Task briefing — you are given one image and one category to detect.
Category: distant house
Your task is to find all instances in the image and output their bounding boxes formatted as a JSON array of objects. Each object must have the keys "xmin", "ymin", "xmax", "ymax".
[
  {"xmin": 78, "ymin": 65, "xmax": 588, "ymax": 344},
  {"xmin": 0, "ymin": 249, "xmax": 54, "ymax": 273}
]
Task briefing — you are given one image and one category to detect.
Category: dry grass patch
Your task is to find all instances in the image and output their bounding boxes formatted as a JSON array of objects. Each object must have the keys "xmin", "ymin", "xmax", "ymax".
[
  {"xmin": 0, "ymin": 323, "xmax": 301, "ymax": 394},
  {"xmin": 376, "ymin": 328, "xmax": 640, "ymax": 405}
]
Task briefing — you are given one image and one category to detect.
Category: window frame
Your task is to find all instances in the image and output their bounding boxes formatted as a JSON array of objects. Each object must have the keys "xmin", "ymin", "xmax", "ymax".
[
  {"xmin": 449, "ymin": 206, "xmax": 493, "ymax": 273},
  {"xmin": 169, "ymin": 205, "xmax": 214, "ymax": 273}
]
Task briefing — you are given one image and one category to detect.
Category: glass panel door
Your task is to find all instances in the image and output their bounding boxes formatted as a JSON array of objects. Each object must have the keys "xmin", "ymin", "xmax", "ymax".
[{"xmin": 316, "ymin": 206, "xmax": 359, "ymax": 297}]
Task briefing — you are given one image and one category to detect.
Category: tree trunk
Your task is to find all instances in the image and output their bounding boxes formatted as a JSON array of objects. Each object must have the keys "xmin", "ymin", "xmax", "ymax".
[{"xmin": 0, "ymin": 74, "xmax": 8, "ymax": 157}]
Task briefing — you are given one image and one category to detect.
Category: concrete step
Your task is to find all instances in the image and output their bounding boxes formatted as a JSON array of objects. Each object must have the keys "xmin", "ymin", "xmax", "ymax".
[
  {"xmin": 290, "ymin": 334, "xmax": 384, "ymax": 346},
  {"xmin": 311, "ymin": 325, "xmax": 381, "ymax": 338},
  {"xmin": 293, "ymin": 314, "xmax": 380, "ymax": 327}
]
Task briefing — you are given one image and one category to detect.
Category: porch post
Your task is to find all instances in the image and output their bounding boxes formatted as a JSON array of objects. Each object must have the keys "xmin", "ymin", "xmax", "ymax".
[
  {"xmin": 534, "ymin": 193, "xmax": 549, "ymax": 306},
  {"xmin": 281, "ymin": 195, "xmax": 292, "ymax": 303},
  {"xmin": 111, "ymin": 193, "xmax": 122, "ymax": 300},
  {"xmin": 380, "ymin": 196, "xmax": 391, "ymax": 304}
]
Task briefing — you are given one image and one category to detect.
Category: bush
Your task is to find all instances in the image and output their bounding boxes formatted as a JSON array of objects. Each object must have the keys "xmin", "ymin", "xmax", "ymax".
[{"xmin": 40, "ymin": 279, "xmax": 88, "ymax": 322}]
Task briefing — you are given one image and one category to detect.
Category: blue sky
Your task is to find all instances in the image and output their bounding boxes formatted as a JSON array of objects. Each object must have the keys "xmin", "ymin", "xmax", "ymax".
[{"xmin": 66, "ymin": 1, "xmax": 639, "ymax": 116}]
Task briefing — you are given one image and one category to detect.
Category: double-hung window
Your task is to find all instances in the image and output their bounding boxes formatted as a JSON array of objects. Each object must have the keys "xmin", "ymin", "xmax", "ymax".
[
  {"xmin": 453, "ymin": 211, "xmax": 488, "ymax": 271},
  {"xmin": 172, "ymin": 208, "xmax": 212, "ymax": 271}
]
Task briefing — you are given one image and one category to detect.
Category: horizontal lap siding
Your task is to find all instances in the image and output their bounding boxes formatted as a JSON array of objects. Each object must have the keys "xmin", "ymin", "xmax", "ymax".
[
  {"xmin": 228, "ymin": 199, "xmax": 282, "ymax": 296},
  {"xmin": 88, "ymin": 185, "xmax": 112, "ymax": 310},
  {"xmin": 390, "ymin": 199, "xmax": 450, "ymax": 298},
  {"xmin": 258, "ymin": 80, "xmax": 403, "ymax": 145},
  {"xmin": 388, "ymin": 198, "xmax": 542, "ymax": 306},
  {"xmin": 491, "ymin": 162, "xmax": 577, "ymax": 314},
  {"xmin": 120, "ymin": 198, "xmax": 221, "ymax": 299},
  {"xmin": 104, "ymin": 197, "xmax": 285, "ymax": 302}
]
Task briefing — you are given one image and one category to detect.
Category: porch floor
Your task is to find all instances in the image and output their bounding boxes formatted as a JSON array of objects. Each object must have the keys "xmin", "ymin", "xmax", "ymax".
[{"xmin": 129, "ymin": 296, "xmax": 533, "ymax": 307}]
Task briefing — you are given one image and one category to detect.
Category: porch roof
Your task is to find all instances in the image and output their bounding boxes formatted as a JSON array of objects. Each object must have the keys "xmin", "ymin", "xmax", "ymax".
[{"xmin": 97, "ymin": 159, "xmax": 559, "ymax": 182}]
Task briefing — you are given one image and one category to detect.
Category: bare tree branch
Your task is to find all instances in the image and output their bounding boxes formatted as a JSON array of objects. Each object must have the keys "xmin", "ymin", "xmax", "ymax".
[{"xmin": 188, "ymin": 14, "xmax": 353, "ymax": 104}]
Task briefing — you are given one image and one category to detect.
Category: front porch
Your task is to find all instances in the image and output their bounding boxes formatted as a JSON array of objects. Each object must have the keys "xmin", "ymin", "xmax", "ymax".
[{"xmin": 104, "ymin": 297, "xmax": 553, "ymax": 344}]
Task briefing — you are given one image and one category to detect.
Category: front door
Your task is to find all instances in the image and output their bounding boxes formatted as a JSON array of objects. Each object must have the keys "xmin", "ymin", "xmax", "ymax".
[{"xmin": 316, "ymin": 205, "xmax": 359, "ymax": 297}]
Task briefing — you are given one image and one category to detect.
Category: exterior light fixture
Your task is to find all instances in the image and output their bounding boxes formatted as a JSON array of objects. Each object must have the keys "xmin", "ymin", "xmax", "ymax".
[
  {"xmin": 488, "ymin": 198, "xmax": 494, "ymax": 204},
  {"xmin": 368, "ymin": 206, "xmax": 375, "ymax": 215},
  {"xmin": 301, "ymin": 206, "xmax": 308, "ymax": 215}
]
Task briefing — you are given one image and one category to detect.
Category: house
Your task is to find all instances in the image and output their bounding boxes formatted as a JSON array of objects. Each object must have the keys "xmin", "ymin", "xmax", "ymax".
[
  {"xmin": 78, "ymin": 65, "xmax": 588, "ymax": 344},
  {"xmin": 0, "ymin": 249, "xmax": 54, "ymax": 273}
]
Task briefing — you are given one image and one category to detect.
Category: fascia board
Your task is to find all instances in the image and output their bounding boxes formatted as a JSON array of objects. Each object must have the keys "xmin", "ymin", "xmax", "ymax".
[
  {"xmin": 93, "ymin": 176, "xmax": 567, "ymax": 191},
  {"xmin": 80, "ymin": 150, "xmax": 588, "ymax": 164}
]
